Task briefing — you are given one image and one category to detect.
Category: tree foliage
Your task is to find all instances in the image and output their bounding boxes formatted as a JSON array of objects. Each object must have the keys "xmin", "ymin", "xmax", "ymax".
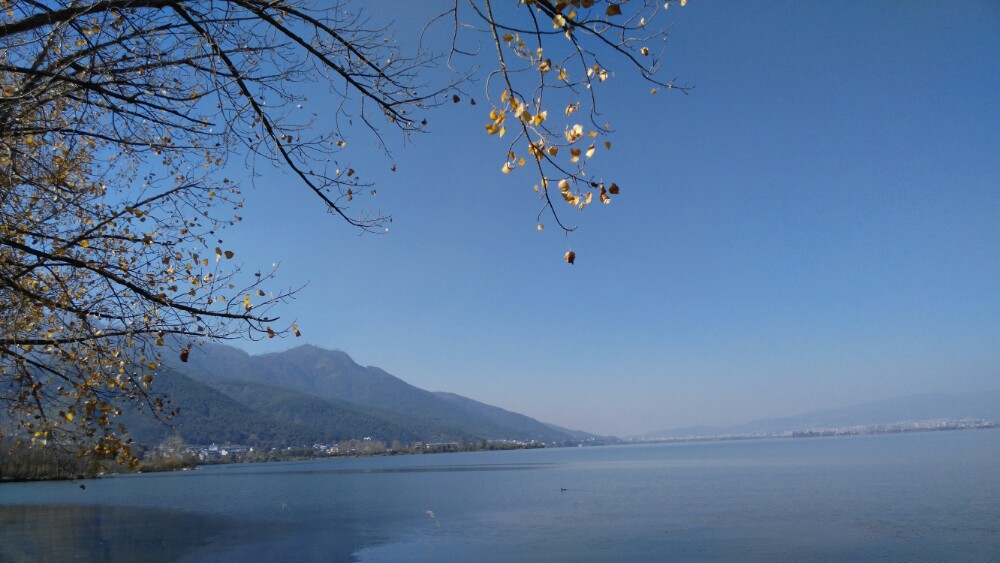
[
  {"xmin": 1, "ymin": 0, "xmax": 686, "ymax": 463},
  {"xmin": 468, "ymin": 0, "xmax": 689, "ymax": 235}
]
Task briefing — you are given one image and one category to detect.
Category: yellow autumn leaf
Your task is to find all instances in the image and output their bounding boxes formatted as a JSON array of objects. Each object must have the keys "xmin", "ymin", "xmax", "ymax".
[
  {"xmin": 606, "ymin": 4, "xmax": 622, "ymax": 16},
  {"xmin": 600, "ymin": 186, "xmax": 611, "ymax": 204},
  {"xmin": 565, "ymin": 250, "xmax": 576, "ymax": 264},
  {"xmin": 565, "ymin": 124, "xmax": 584, "ymax": 143}
]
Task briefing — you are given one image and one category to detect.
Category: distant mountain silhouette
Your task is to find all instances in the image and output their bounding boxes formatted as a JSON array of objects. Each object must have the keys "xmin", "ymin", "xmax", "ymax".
[
  {"xmin": 136, "ymin": 342, "xmax": 598, "ymax": 447},
  {"xmin": 432, "ymin": 392, "xmax": 601, "ymax": 443},
  {"xmin": 644, "ymin": 391, "xmax": 1000, "ymax": 439}
]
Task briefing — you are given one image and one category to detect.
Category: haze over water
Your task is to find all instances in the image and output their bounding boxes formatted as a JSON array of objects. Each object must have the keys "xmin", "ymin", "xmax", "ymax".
[{"xmin": 3, "ymin": 430, "xmax": 998, "ymax": 561}]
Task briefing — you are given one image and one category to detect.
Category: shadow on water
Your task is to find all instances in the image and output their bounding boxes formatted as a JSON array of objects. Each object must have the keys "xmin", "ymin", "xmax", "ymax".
[{"xmin": 0, "ymin": 504, "xmax": 361, "ymax": 562}]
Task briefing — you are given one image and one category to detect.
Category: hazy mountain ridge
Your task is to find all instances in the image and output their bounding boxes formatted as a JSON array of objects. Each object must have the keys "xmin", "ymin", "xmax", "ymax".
[
  {"xmin": 147, "ymin": 342, "xmax": 587, "ymax": 446},
  {"xmin": 433, "ymin": 392, "xmax": 607, "ymax": 442},
  {"xmin": 644, "ymin": 391, "xmax": 1000, "ymax": 439},
  {"xmin": 198, "ymin": 378, "xmax": 426, "ymax": 442}
]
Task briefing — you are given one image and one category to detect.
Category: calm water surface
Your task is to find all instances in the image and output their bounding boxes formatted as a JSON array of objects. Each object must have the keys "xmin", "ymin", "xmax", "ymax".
[{"xmin": 2, "ymin": 430, "xmax": 999, "ymax": 561}]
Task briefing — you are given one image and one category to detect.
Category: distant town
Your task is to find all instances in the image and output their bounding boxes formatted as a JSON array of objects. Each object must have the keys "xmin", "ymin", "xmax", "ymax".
[
  {"xmin": 163, "ymin": 437, "xmax": 549, "ymax": 466},
  {"xmin": 151, "ymin": 418, "xmax": 1000, "ymax": 469},
  {"xmin": 627, "ymin": 418, "xmax": 1000, "ymax": 444}
]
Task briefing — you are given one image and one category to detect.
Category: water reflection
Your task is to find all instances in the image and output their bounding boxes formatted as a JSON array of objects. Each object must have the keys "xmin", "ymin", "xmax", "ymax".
[
  {"xmin": 2, "ymin": 433, "xmax": 998, "ymax": 562},
  {"xmin": 0, "ymin": 505, "xmax": 230, "ymax": 561},
  {"xmin": 0, "ymin": 504, "xmax": 366, "ymax": 562}
]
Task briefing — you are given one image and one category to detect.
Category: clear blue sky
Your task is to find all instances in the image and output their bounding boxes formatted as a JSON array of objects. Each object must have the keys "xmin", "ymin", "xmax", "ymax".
[{"xmin": 221, "ymin": 1, "xmax": 999, "ymax": 436}]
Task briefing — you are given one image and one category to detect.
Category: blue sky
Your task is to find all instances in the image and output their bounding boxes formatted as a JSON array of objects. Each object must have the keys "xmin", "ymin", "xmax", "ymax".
[{"xmin": 220, "ymin": 1, "xmax": 999, "ymax": 436}]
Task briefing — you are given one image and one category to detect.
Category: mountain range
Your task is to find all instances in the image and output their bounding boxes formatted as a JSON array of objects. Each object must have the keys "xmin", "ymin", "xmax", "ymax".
[
  {"xmin": 642, "ymin": 391, "xmax": 1000, "ymax": 439},
  {"xmin": 123, "ymin": 343, "xmax": 605, "ymax": 448},
  {"xmin": 118, "ymin": 342, "xmax": 1000, "ymax": 448}
]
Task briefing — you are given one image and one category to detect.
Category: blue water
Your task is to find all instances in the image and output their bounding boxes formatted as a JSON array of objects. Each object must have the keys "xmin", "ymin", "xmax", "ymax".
[{"xmin": 2, "ymin": 430, "xmax": 999, "ymax": 561}]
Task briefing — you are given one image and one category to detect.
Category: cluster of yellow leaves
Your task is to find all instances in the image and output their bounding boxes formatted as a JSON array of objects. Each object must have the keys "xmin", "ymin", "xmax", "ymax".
[
  {"xmin": 0, "ymin": 77, "xmax": 281, "ymax": 465},
  {"xmin": 492, "ymin": 0, "xmax": 691, "ymax": 261}
]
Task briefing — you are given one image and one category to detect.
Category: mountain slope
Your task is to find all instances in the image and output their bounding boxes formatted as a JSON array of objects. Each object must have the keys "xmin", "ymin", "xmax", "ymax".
[
  {"xmin": 121, "ymin": 369, "xmax": 314, "ymax": 447},
  {"xmin": 173, "ymin": 343, "xmax": 578, "ymax": 443},
  {"xmin": 203, "ymin": 378, "xmax": 476, "ymax": 443},
  {"xmin": 433, "ymin": 392, "xmax": 596, "ymax": 442}
]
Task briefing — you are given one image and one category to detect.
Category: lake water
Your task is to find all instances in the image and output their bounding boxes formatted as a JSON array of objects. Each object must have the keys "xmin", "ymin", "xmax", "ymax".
[{"xmin": 2, "ymin": 430, "xmax": 998, "ymax": 562}]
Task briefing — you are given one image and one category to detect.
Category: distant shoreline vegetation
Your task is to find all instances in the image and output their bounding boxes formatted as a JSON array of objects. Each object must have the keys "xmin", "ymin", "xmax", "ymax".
[
  {"xmin": 0, "ymin": 437, "xmax": 547, "ymax": 483},
  {"xmin": 5, "ymin": 422, "xmax": 997, "ymax": 483},
  {"xmin": 153, "ymin": 437, "xmax": 547, "ymax": 470},
  {"xmin": 628, "ymin": 419, "xmax": 1000, "ymax": 445}
]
